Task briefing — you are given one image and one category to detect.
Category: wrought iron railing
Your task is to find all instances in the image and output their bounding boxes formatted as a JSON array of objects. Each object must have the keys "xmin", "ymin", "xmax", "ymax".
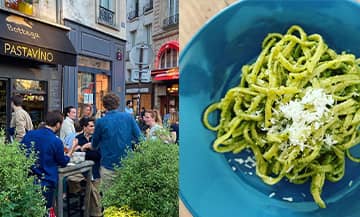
[
  {"xmin": 143, "ymin": 0, "xmax": 153, "ymax": 14},
  {"xmin": 128, "ymin": 10, "xmax": 139, "ymax": 20},
  {"xmin": 163, "ymin": 13, "xmax": 179, "ymax": 28},
  {"xmin": 98, "ymin": 6, "xmax": 115, "ymax": 26}
]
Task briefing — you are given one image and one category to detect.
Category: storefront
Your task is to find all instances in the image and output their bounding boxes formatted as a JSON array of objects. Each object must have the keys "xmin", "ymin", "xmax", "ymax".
[
  {"xmin": 151, "ymin": 40, "xmax": 179, "ymax": 117},
  {"xmin": 63, "ymin": 20, "xmax": 126, "ymax": 115},
  {"xmin": 125, "ymin": 83, "xmax": 153, "ymax": 116},
  {"xmin": 0, "ymin": 9, "xmax": 76, "ymax": 129}
]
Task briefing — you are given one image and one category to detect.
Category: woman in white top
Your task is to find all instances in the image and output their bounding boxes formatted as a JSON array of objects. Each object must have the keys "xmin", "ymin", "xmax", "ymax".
[{"xmin": 143, "ymin": 109, "xmax": 163, "ymax": 140}]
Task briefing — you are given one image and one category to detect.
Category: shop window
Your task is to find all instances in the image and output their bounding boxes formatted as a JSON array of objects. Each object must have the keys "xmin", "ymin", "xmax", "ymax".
[
  {"xmin": 167, "ymin": 83, "xmax": 179, "ymax": 94},
  {"xmin": 160, "ymin": 48, "xmax": 178, "ymax": 69},
  {"xmin": 5, "ymin": 0, "xmax": 34, "ymax": 16},
  {"xmin": 95, "ymin": 73, "xmax": 110, "ymax": 112},
  {"xmin": 13, "ymin": 79, "xmax": 47, "ymax": 128},
  {"xmin": 78, "ymin": 72, "xmax": 110, "ymax": 115},
  {"xmin": 78, "ymin": 72, "xmax": 95, "ymax": 115}
]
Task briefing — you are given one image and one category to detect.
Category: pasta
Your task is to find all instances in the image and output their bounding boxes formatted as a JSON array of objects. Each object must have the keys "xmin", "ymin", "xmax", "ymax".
[{"xmin": 203, "ymin": 25, "xmax": 360, "ymax": 208}]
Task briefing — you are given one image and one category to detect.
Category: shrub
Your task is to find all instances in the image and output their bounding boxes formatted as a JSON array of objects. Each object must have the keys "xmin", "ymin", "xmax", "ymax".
[
  {"xmin": 104, "ymin": 206, "xmax": 143, "ymax": 217},
  {"xmin": 0, "ymin": 136, "xmax": 46, "ymax": 217},
  {"xmin": 102, "ymin": 138, "xmax": 179, "ymax": 217}
]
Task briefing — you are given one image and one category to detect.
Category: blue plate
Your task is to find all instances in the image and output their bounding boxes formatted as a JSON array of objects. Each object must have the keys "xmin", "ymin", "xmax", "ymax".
[{"xmin": 179, "ymin": 1, "xmax": 360, "ymax": 216}]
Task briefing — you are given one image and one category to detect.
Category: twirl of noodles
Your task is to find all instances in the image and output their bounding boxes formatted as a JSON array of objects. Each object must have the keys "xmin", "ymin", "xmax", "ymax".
[{"xmin": 203, "ymin": 25, "xmax": 360, "ymax": 208}]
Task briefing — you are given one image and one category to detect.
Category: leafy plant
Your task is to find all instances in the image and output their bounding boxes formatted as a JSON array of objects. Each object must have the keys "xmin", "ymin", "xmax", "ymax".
[
  {"xmin": 102, "ymin": 138, "xmax": 179, "ymax": 217},
  {"xmin": 104, "ymin": 206, "xmax": 143, "ymax": 217},
  {"xmin": 0, "ymin": 134, "xmax": 46, "ymax": 217}
]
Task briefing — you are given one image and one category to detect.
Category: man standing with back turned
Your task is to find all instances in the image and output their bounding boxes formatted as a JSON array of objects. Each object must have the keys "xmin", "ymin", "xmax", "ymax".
[
  {"xmin": 92, "ymin": 93, "xmax": 142, "ymax": 188},
  {"xmin": 11, "ymin": 95, "xmax": 33, "ymax": 142},
  {"xmin": 21, "ymin": 111, "xmax": 70, "ymax": 209}
]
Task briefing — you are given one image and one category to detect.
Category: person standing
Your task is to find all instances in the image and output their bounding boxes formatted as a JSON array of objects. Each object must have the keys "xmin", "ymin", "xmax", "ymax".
[
  {"xmin": 60, "ymin": 106, "xmax": 77, "ymax": 142},
  {"xmin": 163, "ymin": 106, "xmax": 176, "ymax": 127},
  {"xmin": 11, "ymin": 95, "xmax": 33, "ymax": 142},
  {"xmin": 79, "ymin": 103, "xmax": 93, "ymax": 119},
  {"xmin": 169, "ymin": 111, "xmax": 179, "ymax": 144},
  {"xmin": 21, "ymin": 111, "xmax": 70, "ymax": 209},
  {"xmin": 125, "ymin": 100, "xmax": 134, "ymax": 115},
  {"xmin": 143, "ymin": 110, "xmax": 163, "ymax": 140},
  {"xmin": 92, "ymin": 93, "xmax": 141, "ymax": 189}
]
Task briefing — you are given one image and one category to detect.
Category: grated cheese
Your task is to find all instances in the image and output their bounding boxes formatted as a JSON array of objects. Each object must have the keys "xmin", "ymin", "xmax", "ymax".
[{"xmin": 268, "ymin": 88, "xmax": 334, "ymax": 151}]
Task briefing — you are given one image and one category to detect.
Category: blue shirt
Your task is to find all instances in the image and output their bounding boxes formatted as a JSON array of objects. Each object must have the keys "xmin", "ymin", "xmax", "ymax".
[
  {"xmin": 63, "ymin": 132, "xmax": 78, "ymax": 149},
  {"xmin": 92, "ymin": 110, "xmax": 142, "ymax": 170},
  {"xmin": 125, "ymin": 107, "xmax": 134, "ymax": 115},
  {"xmin": 22, "ymin": 127, "xmax": 70, "ymax": 187}
]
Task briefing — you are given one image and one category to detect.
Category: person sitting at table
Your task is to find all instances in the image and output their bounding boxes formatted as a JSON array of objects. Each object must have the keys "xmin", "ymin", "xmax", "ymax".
[
  {"xmin": 68, "ymin": 116, "xmax": 102, "ymax": 217},
  {"xmin": 21, "ymin": 111, "xmax": 71, "ymax": 210},
  {"xmin": 71, "ymin": 117, "xmax": 101, "ymax": 180}
]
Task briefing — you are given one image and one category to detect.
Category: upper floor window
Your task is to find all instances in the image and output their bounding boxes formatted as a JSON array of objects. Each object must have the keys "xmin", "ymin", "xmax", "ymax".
[
  {"xmin": 145, "ymin": 24, "xmax": 152, "ymax": 45},
  {"xmin": 130, "ymin": 30, "xmax": 137, "ymax": 47},
  {"xmin": 163, "ymin": 0, "xmax": 179, "ymax": 28},
  {"xmin": 98, "ymin": 0, "xmax": 116, "ymax": 27},
  {"xmin": 160, "ymin": 48, "xmax": 178, "ymax": 69},
  {"xmin": 128, "ymin": 0, "xmax": 139, "ymax": 20},
  {"xmin": 168, "ymin": 0, "xmax": 179, "ymax": 17},
  {"xmin": 143, "ymin": 0, "xmax": 153, "ymax": 14},
  {"xmin": 5, "ymin": 0, "xmax": 34, "ymax": 16}
]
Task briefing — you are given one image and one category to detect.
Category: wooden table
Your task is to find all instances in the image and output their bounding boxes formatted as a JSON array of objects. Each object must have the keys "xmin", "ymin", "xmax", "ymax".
[
  {"xmin": 179, "ymin": 1, "xmax": 238, "ymax": 216},
  {"xmin": 56, "ymin": 160, "xmax": 94, "ymax": 217}
]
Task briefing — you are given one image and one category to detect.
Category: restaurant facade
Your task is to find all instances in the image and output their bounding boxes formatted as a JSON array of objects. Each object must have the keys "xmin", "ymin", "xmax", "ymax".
[
  {"xmin": 0, "ymin": 0, "xmax": 127, "ymax": 132},
  {"xmin": 0, "ymin": 8, "xmax": 76, "ymax": 129}
]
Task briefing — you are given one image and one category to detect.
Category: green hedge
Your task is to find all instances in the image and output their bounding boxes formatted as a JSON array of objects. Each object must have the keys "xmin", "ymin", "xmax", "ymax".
[
  {"xmin": 0, "ymin": 137, "xmax": 46, "ymax": 217},
  {"xmin": 102, "ymin": 138, "xmax": 179, "ymax": 217}
]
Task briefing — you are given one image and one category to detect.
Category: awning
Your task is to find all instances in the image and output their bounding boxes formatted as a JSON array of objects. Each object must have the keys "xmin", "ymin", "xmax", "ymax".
[
  {"xmin": 152, "ymin": 67, "xmax": 179, "ymax": 81},
  {"xmin": 0, "ymin": 10, "xmax": 77, "ymax": 66}
]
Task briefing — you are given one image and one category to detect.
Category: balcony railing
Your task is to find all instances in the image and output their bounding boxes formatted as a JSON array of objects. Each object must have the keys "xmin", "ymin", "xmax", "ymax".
[
  {"xmin": 128, "ymin": 10, "xmax": 139, "ymax": 20},
  {"xmin": 143, "ymin": 0, "xmax": 153, "ymax": 14},
  {"xmin": 98, "ymin": 6, "xmax": 115, "ymax": 26},
  {"xmin": 163, "ymin": 13, "xmax": 179, "ymax": 28}
]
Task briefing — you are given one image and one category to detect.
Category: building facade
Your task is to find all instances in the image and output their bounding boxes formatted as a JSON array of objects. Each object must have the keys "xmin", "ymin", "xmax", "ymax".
[
  {"xmin": 0, "ymin": 0, "xmax": 76, "ymax": 130},
  {"xmin": 0, "ymin": 0, "xmax": 127, "ymax": 133},
  {"xmin": 151, "ymin": 0, "xmax": 179, "ymax": 117},
  {"xmin": 125, "ymin": 0, "xmax": 154, "ymax": 115},
  {"xmin": 61, "ymin": 0, "xmax": 127, "ymax": 114}
]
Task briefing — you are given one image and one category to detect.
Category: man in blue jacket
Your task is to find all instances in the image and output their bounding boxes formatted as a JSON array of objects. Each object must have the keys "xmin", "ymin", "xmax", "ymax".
[
  {"xmin": 92, "ymin": 92, "xmax": 142, "ymax": 189},
  {"xmin": 22, "ymin": 111, "xmax": 71, "ymax": 209}
]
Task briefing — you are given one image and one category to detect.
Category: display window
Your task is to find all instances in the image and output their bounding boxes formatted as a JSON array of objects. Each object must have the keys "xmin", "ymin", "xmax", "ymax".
[
  {"xmin": 78, "ymin": 72, "xmax": 110, "ymax": 116},
  {"xmin": 12, "ymin": 78, "xmax": 47, "ymax": 128}
]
